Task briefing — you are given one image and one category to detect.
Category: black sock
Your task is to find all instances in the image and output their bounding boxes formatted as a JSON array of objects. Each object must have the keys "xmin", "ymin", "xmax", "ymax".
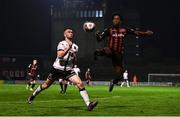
[
  {"xmin": 112, "ymin": 78, "xmax": 120, "ymax": 85},
  {"xmin": 64, "ymin": 84, "xmax": 68, "ymax": 93},
  {"xmin": 79, "ymin": 87, "xmax": 86, "ymax": 91},
  {"xmin": 31, "ymin": 84, "xmax": 35, "ymax": 89},
  {"xmin": 28, "ymin": 82, "xmax": 31, "ymax": 86},
  {"xmin": 60, "ymin": 82, "xmax": 63, "ymax": 91}
]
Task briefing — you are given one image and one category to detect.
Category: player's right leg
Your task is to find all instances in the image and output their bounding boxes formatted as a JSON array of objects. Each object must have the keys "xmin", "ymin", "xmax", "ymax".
[
  {"xmin": 27, "ymin": 74, "xmax": 54, "ymax": 104},
  {"xmin": 30, "ymin": 80, "xmax": 36, "ymax": 91},
  {"xmin": 109, "ymin": 78, "xmax": 120, "ymax": 91},
  {"xmin": 126, "ymin": 79, "xmax": 130, "ymax": 87},
  {"xmin": 69, "ymin": 75, "xmax": 98, "ymax": 111},
  {"xmin": 26, "ymin": 76, "xmax": 32, "ymax": 90},
  {"xmin": 26, "ymin": 81, "xmax": 31, "ymax": 90},
  {"xmin": 109, "ymin": 53, "xmax": 124, "ymax": 92}
]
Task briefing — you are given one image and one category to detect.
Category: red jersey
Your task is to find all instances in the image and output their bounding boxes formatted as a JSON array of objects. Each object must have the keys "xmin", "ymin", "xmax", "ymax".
[
  {"xmin": 99, "ymin": 25, "xmax": 136, "ymax": 53},
  {"xmin": 85, "ymin": 71, "xmax": 91, "ymax": 80},
  {"xmin": 27, "ymin": 64, "xmax": 39, "ymax": 77}
]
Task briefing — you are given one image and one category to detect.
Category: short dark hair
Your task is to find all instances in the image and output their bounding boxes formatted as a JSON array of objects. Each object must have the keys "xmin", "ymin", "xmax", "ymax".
[
  {"xmin": 63, "ymin": 27, "xmax": 73, "ymax": 32},
  {"xmin": 112, "ymin": 12, "xmax": 123, "ymax": 20}
]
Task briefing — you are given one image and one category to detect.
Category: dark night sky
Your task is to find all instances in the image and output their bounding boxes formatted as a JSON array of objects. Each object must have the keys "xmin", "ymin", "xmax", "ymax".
[
  {"xmin": 0, "ymin": 0, "xmax": 180, "ymax": 58},
  {"xmin": 138, "ymin": 0, "xmax": 180, "ymax": 57},
  {"xmin": 0, "ymin": 0, "xmax": 51, "ymax": 55}
]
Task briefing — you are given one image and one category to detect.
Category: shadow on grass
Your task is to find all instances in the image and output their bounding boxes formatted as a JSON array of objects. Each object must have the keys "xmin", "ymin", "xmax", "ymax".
[
  {"xmin": 63, "ymin": 106, "xmax": 84, "ymax": 110},
  {"xmin": 35, "ymin": 105, "xmax": 84, "ymax": 110}
]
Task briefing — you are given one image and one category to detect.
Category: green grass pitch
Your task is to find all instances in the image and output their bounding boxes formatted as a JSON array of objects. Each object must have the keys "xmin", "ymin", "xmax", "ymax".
[{"xmin": 0, "ymin": 84, "xmax": 180, "ymax": 116}]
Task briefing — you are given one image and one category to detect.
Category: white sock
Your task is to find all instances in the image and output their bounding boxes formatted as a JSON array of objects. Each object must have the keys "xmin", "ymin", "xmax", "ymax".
[
  {"xmin": 127, "ymin": 81, "xmax": 129, "ymax": 87},
  {"xmin": 32, "ymin": 85, "xmax": 42, "ymax": 96},
  {"xmin": 80, "ymin": 89, "xmax": 90, "ymax": 106},
  {"xmin": 121, "ymin": 82, "xmax": 124, "ymax": 87}
]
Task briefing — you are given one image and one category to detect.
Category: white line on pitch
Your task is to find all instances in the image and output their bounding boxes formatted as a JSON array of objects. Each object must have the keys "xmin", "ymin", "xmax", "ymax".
[{"xmin": 0, "ymin": 96, "xmax": 121, "ymax": 104}]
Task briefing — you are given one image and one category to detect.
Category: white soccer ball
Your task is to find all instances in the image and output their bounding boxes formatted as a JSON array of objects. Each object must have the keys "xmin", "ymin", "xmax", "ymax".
[{"xmin": 83, "ymin": 21, "xmax": 96, "ymax": 32}]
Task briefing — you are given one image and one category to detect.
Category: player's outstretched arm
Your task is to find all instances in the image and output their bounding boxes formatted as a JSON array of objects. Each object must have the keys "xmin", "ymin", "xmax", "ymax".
[
  {"xmin": 57, "ymin": 47, "xmax": 71, "ymax": 58},
  {"xmin": 134, "ymin": 30, "xmax": 154, "ymax": 36},
  {"xmin": 95, "ymin": 31, "xmax": 102, "ymax": 41}
]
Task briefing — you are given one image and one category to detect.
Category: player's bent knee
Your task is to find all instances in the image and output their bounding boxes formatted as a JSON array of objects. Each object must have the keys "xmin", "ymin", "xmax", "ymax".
[
  {"xmin": 41, "ymin": 82, "xmax": 50, "ymax": 89},
  {"xmin": 76, "ymin": 81, "xmax": 84, "ymax": 89}
]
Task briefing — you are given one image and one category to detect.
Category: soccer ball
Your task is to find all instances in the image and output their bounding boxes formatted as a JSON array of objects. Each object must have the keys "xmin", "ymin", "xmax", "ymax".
[{"xmin": 83, "ymin": 21, "xmax": 95, "ymax": 32}]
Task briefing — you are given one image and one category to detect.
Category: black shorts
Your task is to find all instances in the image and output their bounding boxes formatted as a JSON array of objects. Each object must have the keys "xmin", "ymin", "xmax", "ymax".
[
  {"xmin": 28, "ymin": 75, "xmax": 37, "ymax": 81},
  {"xmin": 47, "ymin": 67, "xmax": 76, "ymax": 81},
  {"xmin": 97, "ymin": 47, "xmax": 123, "ymax": 67},
  {"xmin": 111, "ymin": 52, "xmax": 123, "ymax": 67}
]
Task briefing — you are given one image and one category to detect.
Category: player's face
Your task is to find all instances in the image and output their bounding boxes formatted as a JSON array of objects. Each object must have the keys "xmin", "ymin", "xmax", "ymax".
[
  {"xmin": 64, "ymin": 29, "xmax": 73, "ymax": 40},
  {"xmin": 113, "ymin": 16, "xmax": 121, "ymax": 26},
  {"xmin": 33, "ymin": 60, "xmax": 37, "ymax": 65}
]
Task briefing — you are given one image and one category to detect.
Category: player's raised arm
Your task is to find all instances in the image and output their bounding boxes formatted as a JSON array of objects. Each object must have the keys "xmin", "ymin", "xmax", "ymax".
[
  {"xmin": 127, "ymin": 28, "xmax": 154, "ymax": 36},
  {"xmin": 95, "ymin": 28, "xmax": 109, "ymax": 42},
  {"xmin": 134, "ymin": 30, "xmax": 154, "ymax": 36},
  {"xmin": 57, "ymin": 45, "xmax": 72, "ymax": 58},
  {"xmin": 27, "ymin": 64, "xmax": 32, "ymax": 75}
]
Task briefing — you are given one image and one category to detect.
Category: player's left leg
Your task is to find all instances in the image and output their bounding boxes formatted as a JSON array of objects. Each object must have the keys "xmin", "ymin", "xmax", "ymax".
[
  {"xmin": 30, "ymin": 80, "xmax": 36, "ymax": 91},
  {"xmin": 69, "ymin": 75, "xmax": 98, "ymax": 111},
  {"xmin": 27, "ymin": 74, "xmax": 55, "ymax": 104},
  {"xmin": 59, "ymin": 79, "xmax": 64, "ymax": 93},
  {"xmin": 63, "ymin": 80, "xmax": 68, "ymax": 94},
  {"xmin": 86, "ymin": 80, "xmax": 89, "ymax": 85},
  {"xmin": 121, "ymin": 80, "xmax": 125, "ymax": 87}
]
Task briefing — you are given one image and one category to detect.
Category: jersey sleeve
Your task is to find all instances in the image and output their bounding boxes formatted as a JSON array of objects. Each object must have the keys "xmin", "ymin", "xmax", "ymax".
[
  {"xmin": 126, "ymin": 28, "xmax": 136, "ymax": 35},
  {"xmin": 72, "ymin": 44, "xmax": 78, "ymax": 52},
  {"xmin": 27, "ymin": 64, "xmax": 31, "ymax": 74},
  {"xmin": 101, "ymin": 28, "xmax": 109, "ymax": 39},
  {"xmin": 57, "ymin": 41, "xmax": 66, "ymax": 51}
]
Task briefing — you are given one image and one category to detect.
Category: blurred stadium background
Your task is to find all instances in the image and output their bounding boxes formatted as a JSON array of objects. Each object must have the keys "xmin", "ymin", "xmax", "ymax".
[{"xmin": 0, "ymin": 0, "xmax": 180, "ymax": 85}]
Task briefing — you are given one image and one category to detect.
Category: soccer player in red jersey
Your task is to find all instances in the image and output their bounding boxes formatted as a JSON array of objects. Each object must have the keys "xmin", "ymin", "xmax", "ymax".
[
  {"xmin": 26, "ymin": 59, "xmax": 40, "ymax": 91},
  {"xmin": 95, "ymin": 13, "xmax": 153, "ymax": 92}
]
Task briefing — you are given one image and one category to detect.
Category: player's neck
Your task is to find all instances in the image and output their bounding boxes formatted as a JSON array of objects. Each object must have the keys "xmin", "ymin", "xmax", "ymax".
[
  {"xmin": 113, "ymin": 24, "xmax": 120, "ymax": 28},
  {"xmin": 65, "ymin": 38, "xmax": 72, "ymax": 42}
]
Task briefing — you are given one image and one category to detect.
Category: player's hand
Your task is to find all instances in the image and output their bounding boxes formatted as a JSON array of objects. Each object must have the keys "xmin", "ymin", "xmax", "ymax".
[
  {"xmin": 95, "ymin": 30, "xmax": 101, "ymax": 37},
  {"xmin": 146, "ymin": 30, "xmax": 154, "ymax": 36},
  {"xmin": 95, "ymin": 30, "xmax": 102, "ymax": 42},
  {"xmin": 28, "ymin": 73, "xmax": 31, "ymax": 75}
]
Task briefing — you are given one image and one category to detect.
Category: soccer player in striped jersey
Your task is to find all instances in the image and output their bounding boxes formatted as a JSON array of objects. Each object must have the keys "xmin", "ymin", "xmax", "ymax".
[
  {"xmin": 95, "ymin": 13, "xmax": 153, "ymax": 92},
  {"xmin": 85, "ymin": 68, "xmax": 92, "ymax": 85},
  {"xmin": 27, "ymin": 27, "xmax": 98, "ymax": 111},
  {"xmin": 26, "ymin": 59, "xmax": 40, "ymax": 91}
]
